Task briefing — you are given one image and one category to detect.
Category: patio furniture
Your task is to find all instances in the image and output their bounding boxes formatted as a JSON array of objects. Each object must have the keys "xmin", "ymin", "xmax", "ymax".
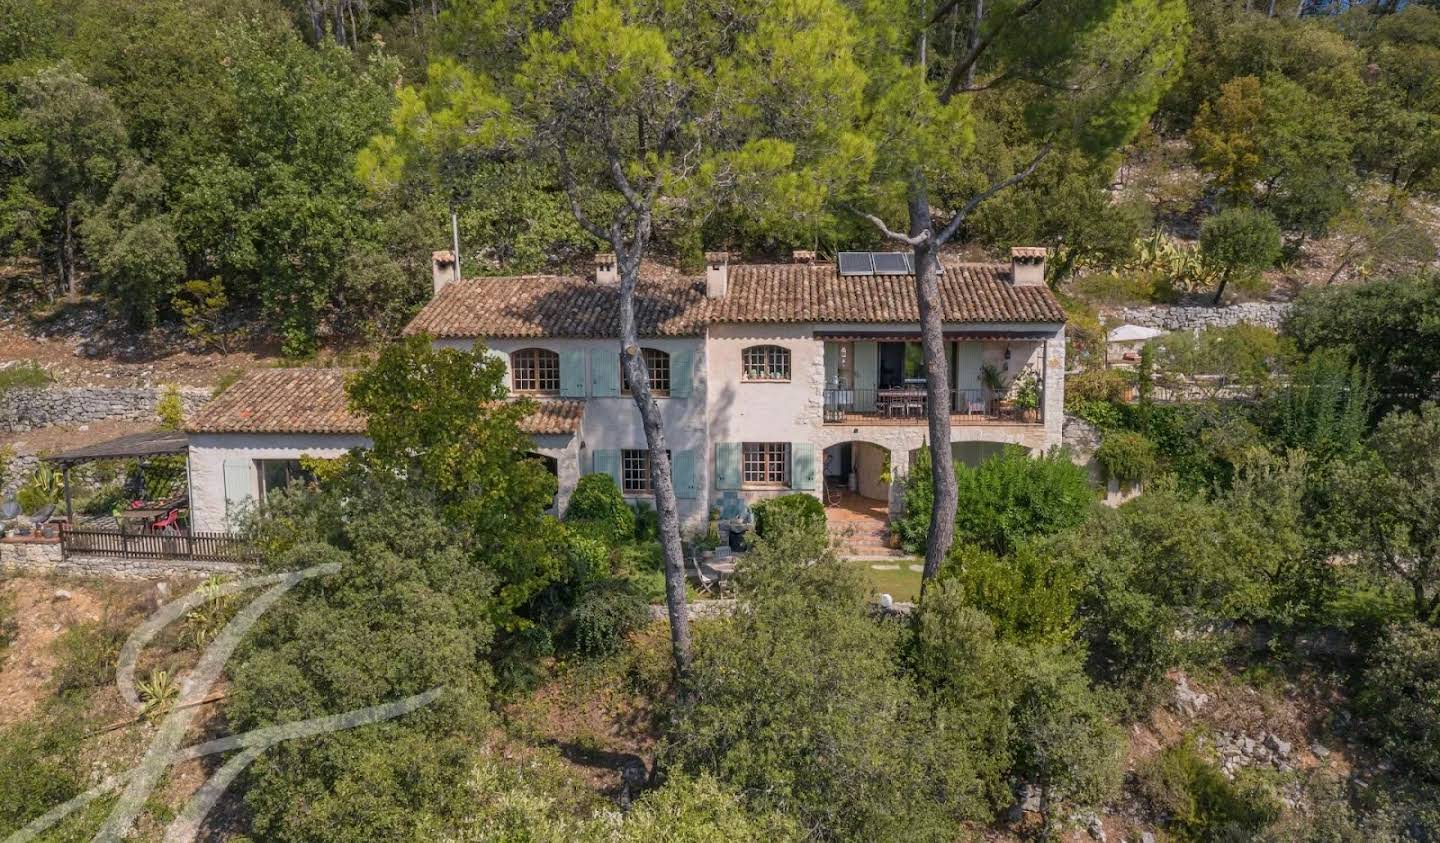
[
  {"xmin": 965, "ymin": 395, "xmax": 986, "ymax": 415},
  {"xmin": 690, "ymin": 552, "xmax": 720, "ymax": 597}
]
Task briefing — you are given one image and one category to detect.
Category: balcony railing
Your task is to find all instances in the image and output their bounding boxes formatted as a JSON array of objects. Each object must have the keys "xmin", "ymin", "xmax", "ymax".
[{"xmin": 822, "ymin": 387, "xmax": 1042, "ymax": 425}]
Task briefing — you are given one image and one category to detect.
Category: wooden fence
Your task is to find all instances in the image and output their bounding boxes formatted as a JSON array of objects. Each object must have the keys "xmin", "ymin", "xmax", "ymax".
[{"xmin": 60, "ymin": 526, "xmax": 257, "ymax": 562}]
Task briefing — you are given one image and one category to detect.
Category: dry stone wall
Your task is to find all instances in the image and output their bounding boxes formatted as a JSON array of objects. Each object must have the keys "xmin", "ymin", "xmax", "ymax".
[
  {"xmin": 0, "ymin": 539, "xmax": 254, "ymax": 579},
  {"xmin": 1117, "ymin": 303, "xmax": 1293, "ymax": 332},
  {"xmin": 0, "ymin": 386, "xmax": 210, "ymax": 433}
]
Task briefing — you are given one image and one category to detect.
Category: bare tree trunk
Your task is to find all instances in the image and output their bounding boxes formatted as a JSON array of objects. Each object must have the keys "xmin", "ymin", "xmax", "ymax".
[
  {"xmin": 62, "ymin": 204, "xmax": 76, "ymax": 297},
  {"xmin": 1212, "ymin": 269, "xmax": 1231, "ymax": 305},
  {"xmin": 615, "ymin": 244, "xmax": 693, "ymax": 688},
  {"xmin": 908, "ymin": 187, "xmax": 957, "ymax": 588},
  {"xmin": 963, "ymin": 0, "xmax": 984, "ymax": 89}
]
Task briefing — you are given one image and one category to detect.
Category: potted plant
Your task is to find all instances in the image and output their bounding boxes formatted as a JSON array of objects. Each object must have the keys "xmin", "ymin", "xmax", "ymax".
[
  {"xmin": 980, "ymin": 363, "xmax": 1009, "ymax": 415},
  {"xmin": 1012, "ymin": 370, "xmax": 1041, "ymax": 422}
]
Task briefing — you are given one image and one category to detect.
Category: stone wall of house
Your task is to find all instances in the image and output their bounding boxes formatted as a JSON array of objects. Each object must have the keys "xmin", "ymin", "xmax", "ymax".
[
  {"xmin": 1, "ymin": 452, "xmax": 40, "ymax": 497},
  {"xmin": 1116, "ymin": 303, "xmax": 1293, "ymax": 332},
  {"xmin": 0, "ymin": 386, "xmax": 210, "ymax": 433},
  {"xmin": 0, "ymin": 538, "xmax": 254, "ymax": 580}
]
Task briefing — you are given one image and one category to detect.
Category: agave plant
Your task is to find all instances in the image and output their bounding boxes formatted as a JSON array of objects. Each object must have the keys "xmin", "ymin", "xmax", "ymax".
[
  {"xmin": 183, "ymin": 576, "xmax": 235, "ymax": 651},
  {"xmin": 137, "ymin": 669, "xmax": 180, "ymax": 722}
]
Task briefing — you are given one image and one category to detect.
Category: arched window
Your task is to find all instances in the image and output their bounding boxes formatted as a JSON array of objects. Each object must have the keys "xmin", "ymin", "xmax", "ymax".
[
  {"xmin": 742, "ymin": 345, "xmax": 791, "ymax": 381},
  {"xmin": 511, "ymin": 348, "xmax": 560, "ymax": 394},
  {"xmin": 622, "ymin": 347, "xmax": 670, "ymax": 395}
]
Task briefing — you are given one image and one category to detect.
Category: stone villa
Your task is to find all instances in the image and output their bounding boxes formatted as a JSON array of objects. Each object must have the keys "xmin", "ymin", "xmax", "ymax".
[{"xmin": 185, "ymin": 248, "xmax": 1067, "ymax": 534}]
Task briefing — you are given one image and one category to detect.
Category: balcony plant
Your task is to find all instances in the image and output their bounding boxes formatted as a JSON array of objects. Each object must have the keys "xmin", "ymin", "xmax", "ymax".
[
  {"xmin": 981, "ymin": 363, "xmax": 1009, "ymax": 415},
  {"xmin": 1013, "ymin": 370, "xmax": 1041, "ymax": 422}
]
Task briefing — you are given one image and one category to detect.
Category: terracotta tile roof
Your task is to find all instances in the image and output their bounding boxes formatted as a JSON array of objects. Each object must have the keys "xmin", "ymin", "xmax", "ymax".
[
  {"xmin": 404, "ymin": 258, "xmax": 1065, "ymax": 339},
  {"xmin": 186, "ymin": 368, "xmax": 583, "ymax": 437},
  {"xmin": 405, "ymin": 275, "xmax": 709, "ymax": 339},
  {"xmin": 188, "ymin": 369, "xmax": 364, "ymax": 435}
]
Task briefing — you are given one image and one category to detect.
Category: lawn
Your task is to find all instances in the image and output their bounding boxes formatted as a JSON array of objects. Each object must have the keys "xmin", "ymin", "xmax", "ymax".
[{"xmin": 849, "ymin": 559, "xmax": 923, "ymax": 603}]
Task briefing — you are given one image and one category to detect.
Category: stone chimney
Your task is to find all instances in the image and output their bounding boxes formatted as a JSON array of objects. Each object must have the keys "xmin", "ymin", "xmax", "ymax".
[
  {"xmin": 705, "ymin": 251, "xmax": 729, "ymax": 298},
  {"xmin": 791, "ymin": 249, "xmax": 816, "ymax": 265},
  {"xmin": 432, "ymin": 250, "xmax": 458, "ymax": 295},
  {"xmin": 594, "ymin": 252, "xmax": 618, "ymax": 285},
  {"xmin": 1010, "ymin": 246, "xmax": 1047, "ymax": 287}
]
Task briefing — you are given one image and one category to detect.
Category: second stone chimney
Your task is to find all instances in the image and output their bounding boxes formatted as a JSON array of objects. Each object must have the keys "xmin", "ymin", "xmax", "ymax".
[
  {"xmin": 1010, "ymin": 246, "xmax": 1047, "ymax": 287},
  {"xmin": 594, "ymin": 252, "xmax": 618, "ymax": 285},
  {"xmin": 432, "ymin": 250, "xmax": 458, "ymax": 295},
  {"xmin": 705, "ymin": 251, "xmax": 729, "ymax": 298}
]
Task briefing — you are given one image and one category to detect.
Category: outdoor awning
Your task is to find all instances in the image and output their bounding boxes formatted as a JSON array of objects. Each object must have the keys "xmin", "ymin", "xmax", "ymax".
[
  {"xmin": 813, "ymin": 330, "xmax": 1054, "ymax": 342},
  {"xmin": 42, "ymin": 430, "xmax": 189, "ymax": 465}
]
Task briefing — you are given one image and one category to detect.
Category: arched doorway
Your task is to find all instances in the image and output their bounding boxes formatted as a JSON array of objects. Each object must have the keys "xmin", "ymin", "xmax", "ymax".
[
  {"xmin": 822, "ymin": 440, "xmax": 897, "ymax": 558},
  {"xmin": 822, "ymin": 441, "xmax": 891, "ymax": 502}
]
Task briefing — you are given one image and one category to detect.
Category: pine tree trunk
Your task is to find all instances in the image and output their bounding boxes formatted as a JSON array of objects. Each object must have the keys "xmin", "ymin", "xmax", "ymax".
[
  {"xmin": 1212, "ymin": 269, "xmax": 1230, "ymax": 305},
  {"xmin": 62, "ymin": 205, "xmax": 76, "ymax": 297},
  {"xmin": 616, "ymin": 248, "xmax": 693, "ymax": 687},
  {"xmin": 909, "ymin": 189, "xmax": 957, "ymax": 587}
]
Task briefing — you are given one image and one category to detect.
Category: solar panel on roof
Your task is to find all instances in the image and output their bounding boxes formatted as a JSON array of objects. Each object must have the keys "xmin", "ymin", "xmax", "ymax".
[
  {"xmin": 871, "ymin": 252, "xmax": 910, "ymax": 275},
  {"xmin": 837, "ymin": 251, "xmax": 874, "ymax": 276}
]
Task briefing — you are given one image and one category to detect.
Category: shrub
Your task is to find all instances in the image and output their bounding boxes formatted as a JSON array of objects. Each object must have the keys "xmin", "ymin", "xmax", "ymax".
[
  {"xmin": 52, "ymin": 619, "xmax": 125, "ymax": 695},
  {"xmin": 1069, "ymin": 269, "xmax": 1175, "ymax": 305},
  {"xmin": 1358, "ymin": 623, "xmax": 1440, "ymax": 782},
  {"xmin": 1095, "ymin": 430, "xmax": 1159, "ymax": 484},
  {"xmin": 0, "ymin": 713, "xmax": 85, "ymax": 835},
  {"xmin": 1137, "ymin": 741, "xmax": 1280, "ymax": 842},
  {"xmin": 943, "ymin": 543, "xmax": 1080, "ymax": 646},
  {"xmin": 568, "ymin": 580, "xmax": 651, "ymax": 659},
  {"xmin": 1066, "ymin": 368, "xmax": 1134, "ymax": 407},
  {"xmin": 897, "ymin": 446, "xmax": 1093, "ymax": 557},
  {"xmin": 750, "ymin": 493, "xmax": 824, "ymax": 539},
  {"xmin": 156, "ymin": 383, "xmax": 185, "ymax": 430},
  {"xmin": 564, "ymin": 474, "xmax": 635, "ymax": 544}
]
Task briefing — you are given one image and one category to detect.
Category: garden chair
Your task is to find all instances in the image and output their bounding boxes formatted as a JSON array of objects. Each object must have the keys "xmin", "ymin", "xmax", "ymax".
[{"xmin": 689, "ymin": 551, "xmax": 720, "ymax": 597}]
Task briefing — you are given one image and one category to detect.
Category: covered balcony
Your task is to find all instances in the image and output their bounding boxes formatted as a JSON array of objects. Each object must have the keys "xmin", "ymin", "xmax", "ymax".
[{"xmin": 820, "ymin": 334, "xmax": 1048, "ymax": 426}]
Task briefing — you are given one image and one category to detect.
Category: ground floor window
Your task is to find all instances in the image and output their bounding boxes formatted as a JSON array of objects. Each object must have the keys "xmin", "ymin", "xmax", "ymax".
[
  {"xmin": 621, "ymin": 449, "xmax": 651, "ymax": 494},
  {"xmin": 254, "ymin": 459, "xmax": 312, "ymax": 502},
  {"xmin": 742, "ymin": 442, "xmax": 789, "ymax": 486}
]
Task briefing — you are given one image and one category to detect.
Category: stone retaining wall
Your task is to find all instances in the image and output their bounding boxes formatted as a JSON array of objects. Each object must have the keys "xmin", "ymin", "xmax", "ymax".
[
  {"xmin": 0, "ymin": 386, "xmax": 210, "ymax": 433},
  {"xmin": 0, "ymin": 538, "xmax": 254, "ymax": 580},
  {"xmin": 1117, "ymin": 302, "xmax": 1293, "ymax": 332}
]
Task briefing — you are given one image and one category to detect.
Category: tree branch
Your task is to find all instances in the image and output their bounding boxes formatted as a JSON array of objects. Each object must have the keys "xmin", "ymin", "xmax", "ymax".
[
  {"xmin": 940, "ymin": 0, "xmax": 1047, "ymax": 103},
  {"xmin": 844, "ymin": 205, "xmax": 930, "ymax": 246},
  {"xmin": 558, "ymin": 149, "xmax": 611, "ymax": 243},
  {"xmin": 933, "ymin": 144, "xmax": 1052, "ymax": 246}
]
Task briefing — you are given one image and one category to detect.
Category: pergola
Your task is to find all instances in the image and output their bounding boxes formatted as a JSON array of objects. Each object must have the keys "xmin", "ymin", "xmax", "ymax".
[{"xmin": 42, "ymin": 430, "xmax": 190, "ymax": 525}]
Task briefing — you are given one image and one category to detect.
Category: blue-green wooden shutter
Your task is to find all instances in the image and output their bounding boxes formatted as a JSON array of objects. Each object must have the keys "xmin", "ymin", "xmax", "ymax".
[
  {"xmin": 714, "ymin": 443, "xmax": 741, "ymax": 490},
  {"xmin": 590, "ymin": 348, "xmax": 619, "ymax": 397},
  {"xmin": 672, "ymin": 449, "xmax": 697, "ymax": 499},
  {"xmin": 669, "ymin": 348, "xmax": 694, "ymax": 398},
  {"xmin": 790, "ymin": 443, "xmax": 816, "ymax": 491},
  {"xmin": 591, "ymin": 450, "xmax": 621, "ymax": 487},
  {"xmin": 560, "ymin": 350, "xmax": 587, "ymax": 397},
  {"xmin": 223, "ymin": 459, "xmax": 254, "ymax": 520},
  {"xmin": 854, "ymin": 341, "xmax": 878, "ymax": 412}
]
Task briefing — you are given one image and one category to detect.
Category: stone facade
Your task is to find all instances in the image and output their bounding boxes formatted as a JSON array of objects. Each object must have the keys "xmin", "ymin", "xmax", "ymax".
[
  {"xmin": 0, "ymin": 537, "xmax": 254, "ymax": 579},
  {"xmin": 1116, "ymin": 303, "xmax": 1293, "ymax": 332},
  {"xmin": 0, "ymin": 386, "xmax": 210, "ymax": 433}
]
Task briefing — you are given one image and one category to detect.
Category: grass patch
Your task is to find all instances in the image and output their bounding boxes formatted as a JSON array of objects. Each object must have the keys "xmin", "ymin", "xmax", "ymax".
[
  {"xmin": 0, "ymin": 361, "xmax": 51, "ymax": 397},
  {"xmin": 849, "ymin": 559, "xmax": 922, "ymax": 602}
]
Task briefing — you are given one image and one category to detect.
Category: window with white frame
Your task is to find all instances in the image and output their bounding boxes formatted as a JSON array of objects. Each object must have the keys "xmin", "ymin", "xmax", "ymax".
[
  {"xmin": 621, "ymin": 347, "xmax": 670, "ymax": 395},
  {"xmin": 742, "ymin": 442, "xmax": 789, "ymax": 486},
  {"xmin": 742, "ymin": 345, "xmax": 790, "ymax": 381},
  {"xmin": 511, "ymin": 348, "xmax": 561, "ymax": 394}
]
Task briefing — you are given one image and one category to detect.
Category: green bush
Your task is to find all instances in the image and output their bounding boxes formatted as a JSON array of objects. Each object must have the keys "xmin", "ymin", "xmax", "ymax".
[
  {"xmin": 51, "ymin": 619, "xmax": 125, "ymax": 695},
  {"xmin": 1137, "ymin": 741, "xmax": 1280, "ymax": 842},
  {"xmin": 1358, "ymin": 623, "xmax": 1440, "ymax": 783},
  {"xmin": 750, "ymin": 493, "xmax": 824, "ymax": 539},
  {"xmin": 1065, "ymin": 368, "xmax": 1134, "ymax": 407},
  {"xmin": 564, "ymin": 474, "xmax": 635, "ymax": 544},
  {"xmin": 1069, "ymin": 270, "xmax": 1175, "ymax": 305},
  {"xmin": 943, "ymin": 543, "xmax": 1080, "ymax": 646},
  {"xmin": 16, "ymin": 463, "xmax": 63, "ymax": 514},
  {"xmin": 569, "ymin": 580, "xmax": 651, "ymax": 659},
  {"xmin": 631, "ymin": 501, "xmax": 660, "ymax": 542},
  {"xmin": 0, "ymin": 713, "xmax": 85, "ymax": 835},
  {"xmin": 898, "ymin": 446, "xmax": 1094, "ymax": 556},
  {"xmin": 156, "ymin": 383, "xmax": 185, "ymax": 430},
  {"xmin": 1095, "ymin": 430, "xmax": 1159, "ymax": 484}
]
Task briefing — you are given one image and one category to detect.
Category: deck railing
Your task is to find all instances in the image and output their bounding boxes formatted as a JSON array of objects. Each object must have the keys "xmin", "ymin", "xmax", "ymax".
[
  {"xmin": 822, "ymin": 387, "xmax": 1042, "ymax": 424},
  {"xmin": 60, "ymin": 525, "xmax": 257, "ymax": 562}
]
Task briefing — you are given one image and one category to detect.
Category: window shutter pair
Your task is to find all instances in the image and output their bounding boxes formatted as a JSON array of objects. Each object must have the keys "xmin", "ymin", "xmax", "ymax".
[
  {"xmin": 560, "ymin": 350, "xmax": 587, "ymax": 397},
  {"xmin": 590, "ymin": 448, "xmax": 697, "ymax": 499},
  {"xmin": 714, "ymin": 442, "xmax": 816, "ymax": 491},
  {"xmin": 589, "ymin": 347, "xmax": 695, "ymax": 398}
]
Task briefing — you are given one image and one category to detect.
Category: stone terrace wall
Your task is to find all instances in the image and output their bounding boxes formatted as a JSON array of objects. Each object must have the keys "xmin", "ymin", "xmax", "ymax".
[
  {"xmin": 1117, "ymin": 302, "xmax": 1293, "ymax": 332},
  {"xmin": 0, "ymin": 386, "xmax": 210, "ymax": 433},
  {"xmin": 0, "ymin": 538, "xmax": 255, "ymax": 580}
]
